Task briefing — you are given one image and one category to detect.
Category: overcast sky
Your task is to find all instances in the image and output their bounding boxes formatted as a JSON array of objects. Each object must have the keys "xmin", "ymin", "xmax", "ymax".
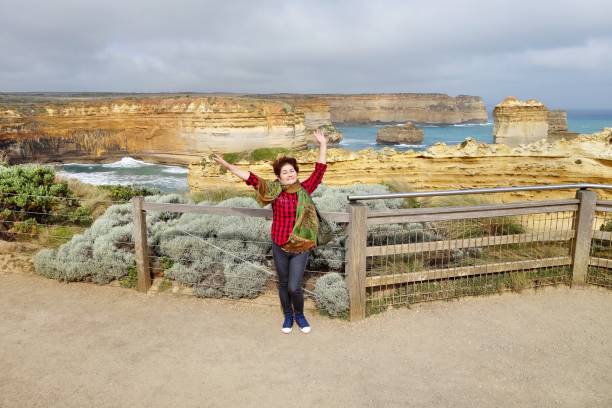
[{"xmin": 1, "ymin": 0, "xmax": 611, "ymax": 109}]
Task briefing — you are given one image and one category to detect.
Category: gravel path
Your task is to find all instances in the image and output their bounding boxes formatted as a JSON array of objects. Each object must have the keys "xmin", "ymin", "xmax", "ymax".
[{"xmin": 2, "ymin": 269, "xmax": 612, "ymax": 408}]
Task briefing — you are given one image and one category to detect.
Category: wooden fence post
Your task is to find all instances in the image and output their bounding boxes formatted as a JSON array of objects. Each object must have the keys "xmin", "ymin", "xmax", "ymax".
[
  {"xmin": 346, "ymin": 202, "xmax": 368, "ymax": 321},
  {"xmin": 571, "ymin": 189, "xmax": 597, "ymax": 286},
  {"xmin": 132, "ymin": 196, "xmax": 151, "ymax": 292}
]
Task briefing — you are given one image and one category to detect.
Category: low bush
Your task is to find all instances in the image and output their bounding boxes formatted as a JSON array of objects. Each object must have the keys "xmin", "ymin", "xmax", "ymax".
[
  {"xmin": 313, "ymin": 273, "xmax": 349, "ymax": 317},
  {"xmin": 99, "ymin": 184, "xmax": 161, "ymax": 202}
]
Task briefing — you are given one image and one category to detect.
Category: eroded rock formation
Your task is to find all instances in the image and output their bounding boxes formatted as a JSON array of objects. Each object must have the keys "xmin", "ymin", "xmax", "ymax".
[
  {"xmin": 376, "ymin": 122, "xmax": 424, "ymax": 145},
  {"xmin": 493, "ymin": 97, "xmax": 581, "ymax": 146},
  {"xmin": 319, "ymin": 93, "xmax": 488, "ymax": 124},
  {"xmin": 247, "ymin": 95, "xmax": 342, "ymax": 144},
  {"xmin": 0, "ymin": 96, "xmax": 307, "ymax": 165},
  {"xmin": 190, "ymin": 128, "xmax": 612, "ymax": 202},
  {"xmin": 493, "ymin": 97, "xmax": 549, "ymax": 146},
  {"xmin": 547, "ymin": 110, "xmax": 579, "ymax": 141}
]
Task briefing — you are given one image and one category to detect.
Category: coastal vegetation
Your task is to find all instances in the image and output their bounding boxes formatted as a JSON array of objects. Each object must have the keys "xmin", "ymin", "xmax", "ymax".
[{"xmin": 2, "ymin": 161, "xmax": 610, "ymax": 318}]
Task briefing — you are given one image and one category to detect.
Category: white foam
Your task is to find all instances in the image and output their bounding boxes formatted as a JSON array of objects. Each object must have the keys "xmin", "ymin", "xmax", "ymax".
[
  {"xmin": 453, "ymin": 122, "xmax": 492, "ymax": 127},
  {"xmin": 57, "ymin": 171, "xmax": 188, "ymax": 191},
  {"xmin": 103, "ymin": 157, "xmax": 155, "ymax": 168},
  {"xmin": 161, "ymin": 166, "xmax": 189, "ymax": 174}
]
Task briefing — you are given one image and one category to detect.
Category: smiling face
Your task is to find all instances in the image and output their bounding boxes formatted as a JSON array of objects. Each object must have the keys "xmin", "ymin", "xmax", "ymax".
[{"xmin": 277, "ymin": 163, "xmax": 298, "ymax": 185}]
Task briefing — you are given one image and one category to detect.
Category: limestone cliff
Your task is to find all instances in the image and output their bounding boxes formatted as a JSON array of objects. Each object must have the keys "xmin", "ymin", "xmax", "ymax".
[
  {"xmin": 317, "ymin": 93, "xmax": 488, "ymax": 124},
  {"xmin": 190, "ymin": 128, "xmax": 612, "ymax": 202},
  {"xmin": 247, "ymin": 95, "xmax": 342, "ymax": 144},
  {"xmin": 0, "ymin": 96, "xmax": 307, "ymax": 165}
]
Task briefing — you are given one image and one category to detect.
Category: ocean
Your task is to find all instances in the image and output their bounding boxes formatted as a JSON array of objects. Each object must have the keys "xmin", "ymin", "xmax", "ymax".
[
  {"xmin": 336, "ymin": 109, "xmax": 612, "ymax": 152},
  {"xmin": 57, "ymin": 157, "xmax": 189, "ymax": 193},
  {"xmin": 57, "ymin": 110, "xmax": 612, "ymax": 192}
]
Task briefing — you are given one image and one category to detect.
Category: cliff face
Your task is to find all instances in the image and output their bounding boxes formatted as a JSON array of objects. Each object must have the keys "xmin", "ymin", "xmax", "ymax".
[
  {"xmin": 317, "ymin": 93, "xmax": 488, "ymax": 124},
  {"xmin": 246, "ymin": 95, "xmax": 342, "ymax": 144},
  {"xmin": 0, "ymin": 96, "xmax": 307, "ymax": 165},
  {"xmin": 190, "ymin": 128, "xmax": 612, "ymax": 202}
]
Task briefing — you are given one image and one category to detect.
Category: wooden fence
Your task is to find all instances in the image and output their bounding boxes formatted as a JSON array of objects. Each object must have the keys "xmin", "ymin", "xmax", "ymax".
[{"xmin": 132, "ymin": 188, "xmax": 612, "ymax": 321}]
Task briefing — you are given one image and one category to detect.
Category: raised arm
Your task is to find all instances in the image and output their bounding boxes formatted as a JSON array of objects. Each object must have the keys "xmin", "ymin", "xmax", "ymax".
[
  {"xmin": 212, "ymin": 154, "xmax": 250, "ymax": 181},
  {"xmin": 314, "ymin": 129, "xmax": 327, "ymax": 164},
  {"xmin": 301, "ymin": 129, "xmax": 328, "ymax": 194}
]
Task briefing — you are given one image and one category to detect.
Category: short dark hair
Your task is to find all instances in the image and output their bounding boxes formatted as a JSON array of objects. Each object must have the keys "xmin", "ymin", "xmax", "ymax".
[{"xmin": 272, "ymin": 156, "xmax": 299, "ymax": 177}]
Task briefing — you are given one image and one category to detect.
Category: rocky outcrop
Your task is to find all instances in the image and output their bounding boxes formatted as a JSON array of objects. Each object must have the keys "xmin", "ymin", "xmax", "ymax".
[
  {"xmin": 0, "ymin": 96, "xmax": 307, "ymax": 165},
  {"xmin": 493, "ymin": 97, "xmax": 582, "ymax": 146},
  {"xmin": 547, "ymin": 110, "xmax": 579, "ymax": 141},
  {"xmin": 190, "ymin": 128, "xmax": 612, "ymax": 202},
  {"xmin": 376, "ymin": 122, "xmax": 424, "ymax": 145},
  {"xmin": 493, "ymin": 97, "xmax": 550, "ymax": 146},
  {"xmin": 316, "ymin": 93, "xmax": 487, "ymax": 124},
  {"xmin": 247, "ymin": 95, "xmax": 342, "ymax": 144}
]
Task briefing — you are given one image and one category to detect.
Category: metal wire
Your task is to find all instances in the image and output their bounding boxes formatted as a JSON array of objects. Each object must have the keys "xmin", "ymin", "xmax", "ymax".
[
  {"xmin": 587, "ymin": 206, "xmax": 612, "ymax": 287},
  {"xmin": 365, "ymin": 210, "xmax": 575, "ymax": 315}
]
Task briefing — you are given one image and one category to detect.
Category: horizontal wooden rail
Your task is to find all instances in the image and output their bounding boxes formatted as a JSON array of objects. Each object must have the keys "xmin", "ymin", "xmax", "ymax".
[
  {"xmin": 142, "ymin": 202, "xmax": 350, "ymax": 223},
  {"xmin": 368, "ymin": 204, "xmax": 578, "ymax": 225},
  {"xmin": 589, "ymin": 257, "xmax": 611, "ymax": 268},
  {"xmin": 365, "ymin": 230, "xmax": 575, "ymax": 257},
  {"xmin": 365, "ymin": 256, "xmax": 572, "ymax": 287},
  {"xmin": 593, "ymin": 230, "xmax": 612, "ymax": 241},
  {"xmin": 367, "ymin": 203, "xmax": 578, "ymax": 225}
]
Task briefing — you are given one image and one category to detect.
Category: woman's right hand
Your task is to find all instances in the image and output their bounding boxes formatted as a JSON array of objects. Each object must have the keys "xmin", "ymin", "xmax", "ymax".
[{"xmin": 212, "ymin": 154, "xmax": 229, "ymax": 168}]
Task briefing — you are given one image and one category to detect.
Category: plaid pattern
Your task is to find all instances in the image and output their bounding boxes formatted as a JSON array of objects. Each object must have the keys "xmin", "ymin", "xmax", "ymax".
[{"xmin": 246, "ymin": 162, "xmax": 327, "ymax": 246}]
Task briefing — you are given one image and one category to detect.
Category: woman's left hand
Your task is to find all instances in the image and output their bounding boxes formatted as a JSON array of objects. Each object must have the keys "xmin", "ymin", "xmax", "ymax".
[{"xmin": 313, "ymin": 129, "xmax": 327, "ymax": 146}]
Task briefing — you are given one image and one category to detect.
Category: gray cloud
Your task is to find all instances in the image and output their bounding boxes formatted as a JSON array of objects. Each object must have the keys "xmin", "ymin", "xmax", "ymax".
[{"xmin": 1, "ymin": 0, "xmax": 612, "ymax": 108}]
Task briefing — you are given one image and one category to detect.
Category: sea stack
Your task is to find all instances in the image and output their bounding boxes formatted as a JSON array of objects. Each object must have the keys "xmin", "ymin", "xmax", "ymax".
[
  {"xmin": 547, "ymin": 110, "xmax": 579, "ymax": 141},
  {"xmin": 493, "ymin": 97, "xmax": 549, "ymax": 146},
  {"xmin": 376, "ymin": 122, "xmax": 424, "ymax": 145}
]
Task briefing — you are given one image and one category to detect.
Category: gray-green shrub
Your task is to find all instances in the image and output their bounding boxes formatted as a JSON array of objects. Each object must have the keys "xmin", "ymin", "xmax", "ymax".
[{"xmin": 313, "ymin": 272, "xmax": 349, "ymax": 317}]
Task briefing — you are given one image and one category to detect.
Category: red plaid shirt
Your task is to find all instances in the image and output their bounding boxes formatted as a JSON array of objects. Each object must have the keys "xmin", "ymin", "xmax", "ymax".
[{"xmin": 246, "ymin": 162, "xmax": 327, "ymax": 246}]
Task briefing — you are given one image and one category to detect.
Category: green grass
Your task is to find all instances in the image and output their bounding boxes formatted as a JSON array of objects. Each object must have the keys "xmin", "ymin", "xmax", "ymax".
[
  {"xmin": 600, "ymin": 220, "xmax": 612, "ymax": 232},
  {"xmin": 158, "ymin": 278, "xmax": 173, "ymax": 292},
  {"xmin": 587, "ymin": 266, "xmax": 612, "ymax": 288},
  {"xmin": 214, "ymin": 148, "xmax": 295, "ymax": 165},
  {"xmin": 380, "ymin": 179, "xmax": 421, "ymax": 208},
  {"xmin": 366, "ymin": 243, "xmax": 570, "ymax": 277},
  {"xmin": 98, "ymin": 184, "xmax": 161, "ymax": 202},
  {"xmin": 188, "ymin": 188, "xmax": 255, "ymax": 204},
  {"xmin": 119, "ymin": 265, "xmax": 138, "ymax": 288},
  {"xmin": 221, "ymin": 152, "xmax": 242, "ymax": 164},
  {"xmin": 250, "ymin": 147, "xmax": 292, "ymax": 162}
]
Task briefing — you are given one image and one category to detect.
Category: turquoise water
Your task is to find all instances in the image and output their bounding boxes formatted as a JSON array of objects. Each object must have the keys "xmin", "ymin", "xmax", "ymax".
[{"xmin": 337, "ymin": 110, "xmax": 612, "ymax": 152}]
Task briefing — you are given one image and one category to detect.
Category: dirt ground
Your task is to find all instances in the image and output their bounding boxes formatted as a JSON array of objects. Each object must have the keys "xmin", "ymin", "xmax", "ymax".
[{"xmin": 1, "ymin": 268, "xmax": 612, "ymax": 408}]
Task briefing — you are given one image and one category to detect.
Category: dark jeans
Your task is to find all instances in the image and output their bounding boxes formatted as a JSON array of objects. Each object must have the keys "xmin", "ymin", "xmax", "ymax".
[{"xmin": 271, "ymin": 242, "xmax": 310, "ymax": 315}]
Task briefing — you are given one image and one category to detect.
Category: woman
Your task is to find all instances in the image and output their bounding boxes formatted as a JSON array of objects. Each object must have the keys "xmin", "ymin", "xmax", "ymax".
[{"xmin": 212, "ymin": 129, "xmax": 327, "ymax": 334}]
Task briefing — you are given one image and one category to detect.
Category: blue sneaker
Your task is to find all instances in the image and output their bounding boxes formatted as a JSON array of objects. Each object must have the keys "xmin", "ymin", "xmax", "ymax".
[
  {"xmin": 295, "ymin": 313, "xmax": 311, "ymax": 333},
  {"xmin": 281, "ymin": 313, "xmax": 293, "ymax": 334}
]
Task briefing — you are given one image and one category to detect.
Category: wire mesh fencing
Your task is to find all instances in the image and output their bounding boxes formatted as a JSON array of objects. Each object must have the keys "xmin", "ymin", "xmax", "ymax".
[
  {"xmin": 363, "ymin": 202, "xmax": 578, "ymax": 315},
  {"xmin": 0, "ymin": 191, "xmax": 125, "ymax": 247},
  {"xmin": 588, "ymin": 201, "xmax": 612, "ymax": 288}
]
